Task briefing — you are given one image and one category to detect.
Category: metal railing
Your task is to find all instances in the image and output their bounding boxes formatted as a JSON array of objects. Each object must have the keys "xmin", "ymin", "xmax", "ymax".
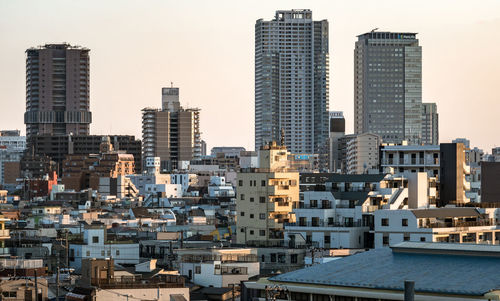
[
  {"xmin": 286, "ymin": 220, "xmax": 364, "ymax": 228},
  {"xmin": 93, "ymin": 275, "xmax": 184, "ymax": 289},
  {"xmin": 421, "ymin": 220, "xmax": 496, "ymax": 228}
]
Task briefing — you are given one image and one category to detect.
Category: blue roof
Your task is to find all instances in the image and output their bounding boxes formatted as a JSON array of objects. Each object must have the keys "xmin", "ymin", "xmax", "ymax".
[{"xmin": 269, "ymin": 247, "xmax": 500, "ymax": 296}]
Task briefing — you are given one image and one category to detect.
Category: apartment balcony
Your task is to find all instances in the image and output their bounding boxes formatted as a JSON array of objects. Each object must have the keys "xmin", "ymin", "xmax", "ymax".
[
  {"xmin": 0, "ymin": 229, "xmax": 10, "ymax": 239},
  {"xmin": 92, "ymin": 275, "xmax": 184, "ymax": 289},
  {"xmin": 286, "ymin": 220, "xmax": 363, "ymax": 228},
  {"xmin": 421, "ymin": 220, "xmax": 496, "ymax": 229},
  {"xmin": 221, "ymin": 266, "xmax": 248, "ymax": 275}
]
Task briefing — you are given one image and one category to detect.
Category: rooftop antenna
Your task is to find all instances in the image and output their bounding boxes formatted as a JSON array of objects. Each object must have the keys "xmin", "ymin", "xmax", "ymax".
[{"xmin": 371, "ymin": 28, "xmax": 379, "ymax": 33}]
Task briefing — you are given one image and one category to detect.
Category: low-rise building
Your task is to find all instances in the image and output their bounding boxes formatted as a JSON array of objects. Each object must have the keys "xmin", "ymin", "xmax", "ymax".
[{"xmin": 174, "ymin": 248, "xmax": 259, "ymax": 287}]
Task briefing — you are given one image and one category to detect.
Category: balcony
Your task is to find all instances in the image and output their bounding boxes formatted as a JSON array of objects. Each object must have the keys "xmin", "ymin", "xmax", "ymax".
[
  {"xmin": 286, "ymin": 220, "xmax": 364, "ymax": 228},
  {"xmin": 92, "ymin": 275, "xmax": 184, "ymax": 289},
  {"xmin": 221, "ymin": 266, "xmax": 248, "ymax": 275},
  {"xmin": 420, "ymin": 220, "xmax": 496, "ymax": 229},
  {"xmin": 0, "ymin": 229, "xmax": 10, "ymax": 239}
]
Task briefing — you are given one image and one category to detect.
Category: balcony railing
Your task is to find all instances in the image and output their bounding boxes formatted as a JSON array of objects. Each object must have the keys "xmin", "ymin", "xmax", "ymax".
[
  {"xmin": 286, "ymin": 220, "xmax": 364, "ymax": 228},
  {"xmin": 421, "ymin": 220, "xmax": 496, "ymax": 229},
  {"xmin": 221, "ymin": 266, "xmax": 248, "ymax": 275},
  {"xmin": 92, "ymin": 275, "xmax": 184, "ymax": 289}
]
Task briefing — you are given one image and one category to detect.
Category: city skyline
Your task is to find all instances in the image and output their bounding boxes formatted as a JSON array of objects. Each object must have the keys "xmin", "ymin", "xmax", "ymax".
[{"xmin": 1, "ymin": 0, "xmax": 500, "ymax": 152}]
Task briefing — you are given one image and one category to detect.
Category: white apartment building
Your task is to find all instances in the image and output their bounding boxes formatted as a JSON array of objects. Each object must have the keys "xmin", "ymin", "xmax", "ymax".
[
  {"xmin": 380, "ymin": 144, "xmax": 440, "ymax": 177},
  {"xmin": 174, "ymin": 248, "xmax": 259, "ymax": 287},
  {"xmin": 374, "ymin": 207, "xmax": 500, "ymax": 248},
  {"xmin": 69, "ymin": 225, "xmax": 139, "ymax": 272},
  {"xmin": 346, "ymin": 133, "xmax": 381, "ymax": 174}
]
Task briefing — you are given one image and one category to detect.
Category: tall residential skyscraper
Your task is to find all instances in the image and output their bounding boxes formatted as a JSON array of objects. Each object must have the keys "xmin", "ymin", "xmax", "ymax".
[
  {"xmin": 255, "ymin": 9, "xmax": 329, "ymax": 154},
  {"xmin": 25, "ymin": 44, "xmax": 91, "ymax": 141},
  {"xmin": 142, "ymin": 87, "xmax": 201, "ymax": 171},
  {"xmin": 354, "ymin": 32, "xmax": 422, "ymax": 145},
  {"xmin": 422, "ymin": 102, "xmax": 439, "ymax": 145}
]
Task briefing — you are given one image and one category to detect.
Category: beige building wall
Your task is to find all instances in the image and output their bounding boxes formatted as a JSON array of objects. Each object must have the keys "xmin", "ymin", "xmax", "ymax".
[
  {"xmin": 346, "ymin": 133, "xmax": 381, "ymax": 174},
  {"xmin": 236, "ymin": 142, "xmax": 299, "ymax": 245},
  {"xmin": 95, "ymin": 287, "xmax": 189, "ymax": 301}
]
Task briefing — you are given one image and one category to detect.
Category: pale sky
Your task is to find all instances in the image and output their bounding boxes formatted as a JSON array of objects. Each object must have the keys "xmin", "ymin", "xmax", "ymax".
[{"xmin": 0, "ymin": 0, "xmax": 499, "ymax": 152}]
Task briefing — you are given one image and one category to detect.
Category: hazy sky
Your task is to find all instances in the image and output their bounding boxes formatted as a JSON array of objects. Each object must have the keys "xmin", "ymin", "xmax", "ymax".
[{"xmin": 1, "ymin": 0, "xmax": 499, "ymax": 152}]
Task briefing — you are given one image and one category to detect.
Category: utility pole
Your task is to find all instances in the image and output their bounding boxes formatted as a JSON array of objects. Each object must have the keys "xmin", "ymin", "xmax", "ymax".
[
  {"xmin": 56, "ymin": 257, "xmax": 60, "ymax": 300},
  {"xmin": 34, "ymin": 269, "xmax": 39, "ymax": 301},
  {"xmin": 65, "ymin": 230, "xmax": 69, "ymax": 269}
]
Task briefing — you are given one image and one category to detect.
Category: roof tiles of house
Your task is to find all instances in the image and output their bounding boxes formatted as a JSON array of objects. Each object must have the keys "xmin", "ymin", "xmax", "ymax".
[{"xmin": 269, "ymin": 242, "xmax": 500, "ymax": 296}]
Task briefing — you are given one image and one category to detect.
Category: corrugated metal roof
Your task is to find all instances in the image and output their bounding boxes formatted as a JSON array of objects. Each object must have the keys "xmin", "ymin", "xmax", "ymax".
[
  {"xmin": 411, "ymin": 207, "xmax": 480, "ymax": 219},
  {"xmin": 269, "ymin": 246, "xmax": 500, "ymax": 296}
]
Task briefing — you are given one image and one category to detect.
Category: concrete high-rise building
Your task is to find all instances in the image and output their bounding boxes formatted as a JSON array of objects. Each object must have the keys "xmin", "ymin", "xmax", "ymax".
[
  {"xmin": 422, "ymin": 103, "xmax": 438, "ymax": 145},
  {"xmin": 354, "ymin": 32, "xmax": 422, "ymax": 144},
  {"xmin": 24, "ymin": 44, "xmax": 91, "ymax": 140},
  {"xmin": 345, "ymin": 133, "xmax": 381, "ymax": 174},
  {"xmin": 255, "ymin": 9, "xmax": 329, "ymax": 154},
  {"xmin": 142, "ymin": 87, "xmax": 201, "ymax": 171},
  {"xmin": 327, "ymin": 111, "xmax": 345, "ymax": 172},
  {"xmin": 236, "ymin": 141, "xmax": 299, "ymax": 245}
]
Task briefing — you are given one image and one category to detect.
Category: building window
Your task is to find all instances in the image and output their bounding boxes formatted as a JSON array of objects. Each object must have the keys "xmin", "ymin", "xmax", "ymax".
[
  {"xmin": 101, "ymin": 250, "xmax": 105, "ymax": 256},
  {"xmin": 261, "ymin": 255, "xmax": 265, "ymax": 262},
  {"xmin": 250, "ymin": 230, "xmax": 254, "ymax": 235},
  {"xmin": 250, "ymin": 214, "xmax": 254, "ymax": 219},
  {"xmin": 241, "ymin": 212, "xmax": 245, "ymax": 216},
  {"xmin": 250, "ymin": 197, "xmax": 254, "ymax": 202},
  {"xmin": 324, "ymin": 235, "xmax": 331, "ymax": 244},
  {"xmin": 404, "ymin": 234, "xmax": 410, "ymax": 241},
  {"xmin": 241, "ymin": 194, "xmax": 245, "ymax": 200},
  {"xmin": 420, "ymin": 237, "xmax": 426, "ymax": 242},
  {"xmin": 383, "ymin": 236, "xmax": 389, "ymax": 246},
  {"xmin": 259, "ymin": 213, "xmax": 266, "ymax": 220},
  {"xmin": 116, "ymin": 250, "xmax": 120, "ymax": 256},
  {"xmin": 260, "ymin": 230, "xmax": 266, "ymax": 236},
  {"xmin": 240, "ymin": 228, "xmax": 244, "ymax": 233},
  {"xmin": 195, "ymin": 266, "xmax": 201, "ymax": 274},
  {"xmin": 238, "ymin": 180, "xmax": 243, "ymax": 186},
  {"xmin": 310, "ymin": 200, "xmax": 318, "ymax": 208},
  {"xmin": 270, "ymin": 253, "xmax": 276, "ymax": 262},
  {"xmin": 381, "ymin": 218, "xmax": 389, "ymax": 226},
  {"xmin": 402, "ymin": 219, "xmax": 408, "ymax": 227},
  {"xmin": 107, "ymin": 250, "xmax": 111, "ymax": 256},
  {"xmin": 291, "ymin": 254, "xmax": 298, "ymax": 264},
  {"xmin": 260, "ymin": 196, "xmax": 266, "ymax": 203},
  {"xmin": 92, "ymin": 236, "xmax": 99, "ymax": 243},
  {"xmin": 86, "ymin": 251, "xmax": 90, "ymax": 257},
  {"xmin": 261, "ymin": 180, "xmax": 266, "ymax": 186}
]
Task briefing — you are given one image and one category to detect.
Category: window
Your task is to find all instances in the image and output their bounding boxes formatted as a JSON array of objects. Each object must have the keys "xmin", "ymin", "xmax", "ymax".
[
  {"xmin": 404, "ymin": 234, "xmax": 410, "ymax": 241},
  {"xmin": 381, "ymin": 218, "xmax": 389, "ymax": 226},
  {"xmin": 250, "ymin": 214, "xmax": 254, "ymax": 219},
  {"xmin": 310, "ymin": 200, "xmax": 318, "ymax": 208},
  {"xmin": 270, "ymin": 253, "xmax": 276, "ymax": 262},
  {"xmin": 250, "ymin": 197, "xmax": 254, "ymax": 202},
  {"xmin": 116, "ymin": 250, "xmax": 120, "ymax": 256},
  {"xmin": 260, "ymin": 230, "xmax": 266, "ymax": 236},
  {"xmin": 383, "ymin": 236, "xmax": 389, "ymax": 246},
  {"xmin": 240, "ymin": 228, "xmax": 244, "ymax": 233},
  {"xmin": 101, "ymin": 250, "xmax": 105, "ymax": 256},
  {"xmin": 291, "ymin": 254, "xmax": 298, "ymax": 264},
  {"xmin": 261, "ymin": 255, "xmax": 265, "ymax": 262},
  {"xmin": 195, "ymin": 266, "xmax": 201, "ymax": 274},
  {"xmin": 240, "ymin": 212, "xmax": 245, "ymax": 216},
  {"xmin": 238, "ymin": 180, "xmax": 243, "ymax": 186},
  {"xmin": 420, "ymin": 237, "xmax": 426, "ymax": 242},
  {"xmin": 324, "ymin": 235, "xmax": 331, "ymax": 244},
  {"xmin": 259, "ymin": 197, "xmax": 266, "ymax": 203},
  {"xmin": 107, "ymin": 250, "xmax": 111, "ymax": 256},
  {"xmin": 402, "ymin": 219, "xmax": 408, "ymax": 227},
  {"xmin": 260, "ymin": 213, "xmax": 266, "ymax": 220},
  {"xmin": 240, "ymin": 194, "xmax": 245, "ymax": 200},
  {"xmin": 86, "ymin": 251, "xmax": 90, "ymax": 257},
  {"xmin": 92, "ymin": 236, "xmax": 99, "ymax": 243},
  {"xmin": 261, "ymin": 180, "xmax": 266, "ymax": 186},
  {"xmin": 278, "ymin": 253, "xmax": 286, "ymax": 263},
  {"xmin": 250, "ymin": 230, "xmax": 254, "ymax": 235}
]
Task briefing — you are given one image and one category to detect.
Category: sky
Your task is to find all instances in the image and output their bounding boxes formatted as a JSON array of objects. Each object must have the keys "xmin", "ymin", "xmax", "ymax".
[{"xmin": 0, "ymin": 0, "xmax": 499, "ymax": 152}]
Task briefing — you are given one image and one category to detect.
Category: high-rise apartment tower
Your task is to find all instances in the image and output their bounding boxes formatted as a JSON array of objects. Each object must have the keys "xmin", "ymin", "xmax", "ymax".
[
  {"xmin": 25, "ymin": 44, "xmax": 91, "ymax": 141},
  {"xmin": 422, "ymin": 102, "xmax": 439, "ymax": 145},
  {"xmin": 354, "ymin": 32, "xmax": 422, "ymax": 144},
  {"xmin": 255, "ymin": 9, "xmax": 329, "ymax": 154},
  {"xmin": 142, "ymin": 87, "xmax": 201, "ymax": 171}
]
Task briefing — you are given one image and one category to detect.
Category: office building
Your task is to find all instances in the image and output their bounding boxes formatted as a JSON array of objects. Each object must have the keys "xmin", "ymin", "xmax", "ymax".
[
  {"xmin": 323, "ymin": 111, "xmax": 345, "ymax": 173},
  {"xmin": 255, "ymin": 9, "xmax": 329, "ymax": 154},
  {"xmin": 354, "ymin": 32, "xmax": 422, "ymax": 144},
  {"xmin": 480, "ymin": 162, "xmax": 500, "ymax": 203},
  {"xmin": 142, "ymin": 87, "xmax": 201, "ymax": 171},
  {"xmin": 25, "ymin": 44, "xmax": 91, "ymax": 141},
  {"xmin": 421, "ymin": 102, "xmax": 438, "ymax": 145},
  {"xmin": 0, "ymin": 132, "xmax": 26, "ymax": 187},
  {"xmin": 236, "ymin": 141, "xmax": 299, "ymax": 245}
]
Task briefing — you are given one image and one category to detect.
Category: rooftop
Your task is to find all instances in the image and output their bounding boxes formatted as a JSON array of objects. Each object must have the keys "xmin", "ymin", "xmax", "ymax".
[{"xmin": 269, "ymin": 242, "xmax": 500, "ymax": 296}]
